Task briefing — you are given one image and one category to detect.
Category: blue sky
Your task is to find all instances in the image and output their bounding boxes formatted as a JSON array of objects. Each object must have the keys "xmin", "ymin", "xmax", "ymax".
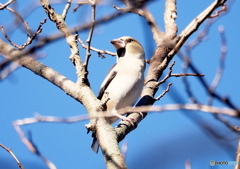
[{"xmin": 0, "ymin": 0, "xmax": 240, "ymax": 169}]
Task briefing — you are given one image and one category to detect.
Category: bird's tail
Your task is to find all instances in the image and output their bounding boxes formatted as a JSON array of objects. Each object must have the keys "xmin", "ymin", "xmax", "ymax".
[{"xmin": 91, "ymin": 137, "xmax": 99, "ymax": 153}]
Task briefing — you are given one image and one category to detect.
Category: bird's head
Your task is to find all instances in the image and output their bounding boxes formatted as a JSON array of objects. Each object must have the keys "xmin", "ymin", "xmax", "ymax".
[{"xmin": 110, "ymin": 36, "xmax": 145, "ymax": 60}]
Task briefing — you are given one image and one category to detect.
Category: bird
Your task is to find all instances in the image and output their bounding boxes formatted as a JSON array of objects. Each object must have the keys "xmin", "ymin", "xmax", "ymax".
[{"xmin": 91, "ymin": 36, "xmax": 146, "ymax": 153}]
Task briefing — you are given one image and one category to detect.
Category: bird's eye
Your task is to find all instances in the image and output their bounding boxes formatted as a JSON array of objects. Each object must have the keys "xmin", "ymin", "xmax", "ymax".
[{"xmin": 127, "ymin": 39, "xmax": 133, "ymax": 43}]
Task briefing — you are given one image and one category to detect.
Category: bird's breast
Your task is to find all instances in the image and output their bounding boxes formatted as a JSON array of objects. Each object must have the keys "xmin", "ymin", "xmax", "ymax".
[{"xmin": 103, "ymin": 57, "xmax": 145, "ymax": 111}]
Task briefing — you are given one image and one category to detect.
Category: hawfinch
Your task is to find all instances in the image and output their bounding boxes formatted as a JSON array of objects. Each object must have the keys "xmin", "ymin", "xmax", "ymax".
[{"xmin": 92, "ymin": 36, "xmax": 145, "ymax": 152}]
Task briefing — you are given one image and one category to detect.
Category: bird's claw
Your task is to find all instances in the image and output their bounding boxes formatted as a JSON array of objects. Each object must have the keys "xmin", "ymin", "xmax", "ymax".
[
  {"xmin": 138, "ymin": 112, "xmax": 144, "ymax": 119},
  {"xmin": 119, "ymin": 116, "xmax": 135, "ymax": 126}
]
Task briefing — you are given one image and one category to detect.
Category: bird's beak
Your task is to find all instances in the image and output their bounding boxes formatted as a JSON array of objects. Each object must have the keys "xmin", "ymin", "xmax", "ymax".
[{"xmin": 110, "ymin": 38, "xmax": 125, "ymax": 49}]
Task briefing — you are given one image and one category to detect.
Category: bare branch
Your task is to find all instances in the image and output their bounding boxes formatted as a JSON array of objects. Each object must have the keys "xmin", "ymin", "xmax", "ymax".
[
  {"xmin": 158, "ymin": 60, "xmax": 204, "ymax": 86},
  {"xmin": 179, "ymin": 20, "xmax": 239, "ymax": 134},
  {"xmin": 181, "ymin": 69, "xmax": 199, "ymax": 103},
  {"xmin": 13, "ymin": 112, "xmax": 89, "ymax": 168},
  {"xmin": 15, "ymin": 113, "xmax": 89, "ymax": 125},
  {"xmin": 178, "ymin": 28, "xmax": 239, "ymax": 113},
  {"xmin": 12, "ymin": 103, "xmax": 238, "ymax": 168},
  {"xmin": 0, "ymin": 0, "xmax": 15, "ymax": 10},
  {"xmin": 62, "ymin": 0, "xmax": 72, "ymax": 20},
  {"xmin": 13, "ymin": 104, "xmax": 239, "ymax": 128},
  {"xmin": 72, "ymin": 1, "xmax": 90, "ymax": 12},
  {"xmin": 213, "ymin": 114, "xmax": 240, "ymax": 133},
  {"xmin": 0, "ymin": 39, "xmax": 101, "ymax": 124},
  {"xmin": 115, "ymin": 103, "xmax": 239, "ymax": 143},
  {"xmin": 164, "ymin": 0, "xmax": 177, "ymax": 37},
  {"xmin": 209, "ymin": 4, "xmax": 227, "ymax": 18},
  {"xmin": 168, "ymin": 0, "xmax": 228, "ymax": 57},
  {"xmin": 172, "ymin": 73, "xmax": 204, "ymax": 77},
  {"xmin": 0, "ymin": 18, "xmax": 47, "ymax": 50},
  {"xmin": 77, "ymin": 34, "xmax": 116, "ymax": 58},
  {"xmin": 40, "ymin": 0, "xmax": 89, "ymax": 85},
  {"xmin": 84, "ymin": 0, "xmax": 97, "ymax": 71},
  {"xmin": 151, "ymin": 103, "xmax": 238, "ymax": 116},
  {"xmin": 1, "ymin": 3, "xmax": 31, "ymax": 36},
  {"xmin": 158, "ymin": 60, "xmax": 175, "ymax": 85},
  {"xmin": 235, "ymin": 139, "xmax": 240, "ymax": 169},
  {"xmin": 0, "ymin": 10, "xmax": 123, "ymax": 72},
  {"xmin": 13, "ymin": 123, "xmax": 57, "ymax": 169},
  {"xmin": 113, "ymin": 3, "xmax": 162, "ymax": 44},
  {"xmin": 155, "ymin": 83, "xmax": 172, "ymax": 100},
  {"xmin": 0, "ymin": 52, "xmax": 45, "ymax": 80},
  {"xmin": 0, "ymin": 144, "xmax": 24, "ymax": 169},
  {"xmin": 207, "ymin": 25, "xmax": 227, "ymax": 105}
]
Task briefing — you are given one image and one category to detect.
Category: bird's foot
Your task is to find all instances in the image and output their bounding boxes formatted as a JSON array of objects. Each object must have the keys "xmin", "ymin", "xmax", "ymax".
[
  {"xmin": 138, "ymin": 112, "xmax": 144, "ymax": 119},
  {"xmin": 119, "ymin": 115, "xmax": 135, "ymax": 126},
  {"xmin": 111, "ymin": 111, "xmax": 135, "ymax": 126}
]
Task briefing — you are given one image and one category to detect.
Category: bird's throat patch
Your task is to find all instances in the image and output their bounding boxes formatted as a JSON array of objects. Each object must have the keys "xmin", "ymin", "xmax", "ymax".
[{"xmin": 117, "ymin": 48, "xmax": 126, "ymax": 58}]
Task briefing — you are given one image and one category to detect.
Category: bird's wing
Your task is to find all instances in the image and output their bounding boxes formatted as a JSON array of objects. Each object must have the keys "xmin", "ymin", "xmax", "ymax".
[{"xmin": 97, "ymin": 64, "xmax": 117, "ymax": 100}]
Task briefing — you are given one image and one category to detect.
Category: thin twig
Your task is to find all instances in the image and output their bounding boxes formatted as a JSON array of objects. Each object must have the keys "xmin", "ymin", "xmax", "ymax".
[
  {"xmin": 116, "ymin": 104, "xmax": 238, "ymax": 117},
  {"xmin": 209, "ymin": 4, "xmax": 227, "ymax": 18},
  {"xmin": 13, "ymin": 121, "xmax": 57, "ymax": 169},
  {"xmin": 181, "ymin": 65, "xmax": 199, "ymax": 103},
  {"xmin": 84, "ymin": 0, "xmax": 97, "ymax": 70},
  {"xmin": 213, "ymin": 114, "xmax": 240, "ymax": 132},
  {"xmin": 235, "ymin": 139, "xmax": 240, "ymax": 169},
  {"xmin": 113, "ymin": 2, "xmax": 162, "ymax": 45},
  {"xmin": 13, "ymin": 104, "xmax": 238, "ymax": 151},
  {"xmin": 207, "ymin": 25, "xmax": 227, "ymax": 105},
  {"xmin": 0, "ymin": 18, "xmax": 47, "ymax": 50},
  {"xmin": 158, "ymin": 60, "xmax": 204, "ymax": 86},
  {"xmin": 0, "ymin": 11, "xmax": 123, "ymax": 69},
  {"xmin": 171, "ymin": 73, "xmax": 204, "ymax": 77},
  {"xmin": 155, "ymin": 83, "xmax": 172, "ymax": 100},
  {"xmin": 0, "ymin": 0, "xmax": 15, "ymax": 10},
  {"xmin": 1, "ymin": 3, "xmax": 31, "ymax": 36},
  {"xmin": 73, "ymin": 0, "xmax": 99, "ymax": 12},
  {"xmin": 0, "ymin": 144, "xmax": 24, "ymax": 169},
  {"xmin": 62, "ymin": 0, "xmax": 72, "ymax": 20},
  {"xmin": 158, "ymin": 60, "xmax": 175, "ymax": 85},
  {"xmin": 15, "ymin": 113, "xmax": 89, "ymax": 125},
  {"xmin": 168, "ymin": 0, "xmax": 228, "ymax": 57},
  {"xmin": 0, "ymin": 53, "xmax": 46, "ymax": 80},
  {"xmin": 179, "ymin": 31, "xmax": 239, "ymax": 112},
  {"xmin": 77, "ymin": 34, "xmax": 116, "ymax": 58}
]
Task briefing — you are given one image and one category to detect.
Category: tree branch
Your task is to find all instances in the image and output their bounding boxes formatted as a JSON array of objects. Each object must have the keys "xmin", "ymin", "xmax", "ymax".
[
  {"xmin": 0, "ymin": 144, "xmax": 24, "ymax": 169},
  {"xmin": 235, "ymin": 139, "xmax": 240, "ymax": 169},
  {"xmin": 62, "ymin": 0, "xmax": 72, "ymax": 20},
  {"xmin": 0, "ymin": 39, "xmax": 102, "ymax": 126},
  {"xmin": 115, "ymin": 0, "xmax": 229, "ymax": 146},
  {"xmin": 168, "ymin": 0, "xmax": 228, "ymax": 57},
  {"xmin": 0, "ymin": 0, "xmax": 15, "ymax": 10},
  {"xmin": 164, "ymin": 0, "xmax": 177, "ymax": 37},
  {"xmin": 84, "ymin": 0, "xmax": 97, "ymax": 72}
]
